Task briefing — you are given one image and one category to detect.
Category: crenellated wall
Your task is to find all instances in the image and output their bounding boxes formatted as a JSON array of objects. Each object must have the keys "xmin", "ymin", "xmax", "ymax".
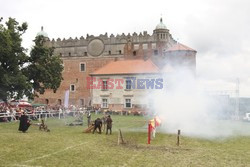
[{"xmin": 45, "ymin": 30, "xmax": 176, "ymax": 59}]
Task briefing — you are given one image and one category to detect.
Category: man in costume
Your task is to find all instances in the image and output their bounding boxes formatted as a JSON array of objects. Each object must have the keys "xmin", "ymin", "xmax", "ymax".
[
  {"xmin": 92, "ymin": 118, "xmax": 102, "ymax": 134},
  {"xmin": 18, "ymin": 111, "xmax": 31, "ymax": 133},
  {"xmin": 106, "ymin": 115, "xmax": 113, "ymax": 135}
]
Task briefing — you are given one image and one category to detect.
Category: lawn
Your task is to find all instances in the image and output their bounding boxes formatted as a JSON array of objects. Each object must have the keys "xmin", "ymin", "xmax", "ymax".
[{"xmin": 0, "ymin": 114, "xmax": 250, "ymax": 167}]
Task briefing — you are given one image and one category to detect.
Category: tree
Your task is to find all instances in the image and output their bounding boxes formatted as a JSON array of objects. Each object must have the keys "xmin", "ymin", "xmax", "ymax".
[
  {"xmin": 0, "ymin": 17, "xmax": 31, "ymax": 101},
  {"xmin": 25, "ymin": 35, "xmax": 63, "ymax": 97},
  {"xmin": 0, "ymin": 17, "xmax": 63, "ymax": 101}
]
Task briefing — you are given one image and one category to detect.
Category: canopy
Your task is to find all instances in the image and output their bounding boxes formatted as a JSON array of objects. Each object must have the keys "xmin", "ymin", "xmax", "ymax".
[
  {"xmin": 32, "ymin": 103, "xmax": 46, "ymax": 107},
  {"xmin": 18, "ymin": 101, "xmax": 32, "ymax": 107}
]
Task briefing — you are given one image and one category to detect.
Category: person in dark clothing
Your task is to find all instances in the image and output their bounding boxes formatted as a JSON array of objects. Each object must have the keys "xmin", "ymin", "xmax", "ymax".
[
  {"xmin": 93, "ymin": 118, "xmax": 102, "ymax": 134},
  {"xmin": 106, "ymin": 115, "xmax": 113, "ymax": 135},
  {"xmin": 18, "ymin": 112, "xmax": 31, "ymax": 133}
]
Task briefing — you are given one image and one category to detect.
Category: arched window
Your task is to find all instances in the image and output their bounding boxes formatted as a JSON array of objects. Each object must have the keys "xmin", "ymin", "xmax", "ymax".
[{"xmin": 70, "ymin": 84, "xmax": 75, "ymax": 92}]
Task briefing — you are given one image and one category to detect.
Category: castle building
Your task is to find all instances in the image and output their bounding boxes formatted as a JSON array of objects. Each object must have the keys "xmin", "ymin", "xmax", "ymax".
[{"xmin": 34, "ymin": 18, "xmax": 196, "ymax": 111}]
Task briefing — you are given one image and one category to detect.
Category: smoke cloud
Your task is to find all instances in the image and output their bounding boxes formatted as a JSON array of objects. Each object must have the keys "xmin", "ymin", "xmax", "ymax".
[{"xmin": 148, "ymin": 68, "xmax": 250, "ymax": 139}]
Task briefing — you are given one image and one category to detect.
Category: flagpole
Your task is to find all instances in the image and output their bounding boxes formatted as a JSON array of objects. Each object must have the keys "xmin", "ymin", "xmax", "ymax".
[{"xmin": 148, "ymin": 122, "xmax": 151, "ymax": 144}]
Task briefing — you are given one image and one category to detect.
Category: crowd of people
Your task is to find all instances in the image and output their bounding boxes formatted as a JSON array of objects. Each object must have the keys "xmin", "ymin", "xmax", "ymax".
[
  {"xmin": 0, "ymin": 104, "xmax": 52, "ymax": 122},
  {"xmin": 0, "ymin": 101, "xmax": 151, "ymax": 136},
  {"xmin": 0, "ymin": 101, "xmax": 144, "ymax": 124},
  {"xmin": 1, "ymin": 102, "xmax": 114, "ymax": 134}
]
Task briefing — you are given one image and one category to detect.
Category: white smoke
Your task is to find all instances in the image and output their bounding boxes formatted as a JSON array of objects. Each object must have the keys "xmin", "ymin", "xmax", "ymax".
[{"xmin": 148, "ymin": 67, "xmax": 250, "ymax": 139}]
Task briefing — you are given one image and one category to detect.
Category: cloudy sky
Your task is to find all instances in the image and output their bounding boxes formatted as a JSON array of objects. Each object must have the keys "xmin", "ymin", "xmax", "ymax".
[{"xmin": 1, "ymin": 0, "xmax": 250, "ymax": 96}]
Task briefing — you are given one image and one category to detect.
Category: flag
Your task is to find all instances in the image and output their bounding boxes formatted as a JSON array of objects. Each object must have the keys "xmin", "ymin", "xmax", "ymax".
[
  {"xmin": 64, "ymin": 90, "xmax": 69, "ymax": 108},
  {"xmin": 154, "ymin": 116, "xmax": 161, "ymax": 127}
]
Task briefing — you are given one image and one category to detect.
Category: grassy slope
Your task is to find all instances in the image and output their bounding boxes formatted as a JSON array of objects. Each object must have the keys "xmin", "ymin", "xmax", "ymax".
[{"xmin": 0, "ymin": 115, "xmax": 250, "ymax": 167}]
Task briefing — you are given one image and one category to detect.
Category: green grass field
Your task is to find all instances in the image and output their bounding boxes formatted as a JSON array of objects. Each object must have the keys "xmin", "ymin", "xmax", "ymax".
[{"xmin": 0, "ymin": 114, "xmax": 250, "ymax": 167}]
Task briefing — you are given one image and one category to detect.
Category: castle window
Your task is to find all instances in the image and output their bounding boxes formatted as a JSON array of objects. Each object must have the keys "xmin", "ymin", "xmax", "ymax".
[
  {"xmin": 133, "ymin": 51, "xmax": 137, "ymax": 56},
  {"xmin": 45, "ymin": 99, "xmax": 49, "ymax": 105},
  {"xmin": 70, "ymin": 84, "xmax": 75, "ymax": 92},
  {"xmin": 102, "ymin": 99, "xmax": 108, "ymax": 108},
  {"xmin": 59, "ymin": 53, "xmax": 62, "ymax": 56},
  {"xmin": 58, "ymin": 99, "xmax": 62, "ymax": 105},
  {"xmin": 80, "ymin": 99, "xmax": 84, "ymax": 106},
  {"xmin": 69, "ymin": 52, "xmax": 71, "ymax": 56},
  {"xmin": 152, "ymin": 43, "xmax": 157, "ymax": 49},
  {"xmin": 142, "ymin": 44, "xmax": 148, "ymax": 49},
  {"xmin": 126, "ymin": 80, "xmax": 132, "ymax": 90},
  {"xmin": 84, "ymin": 52, "xmax": 87, "ymax": 56},
  {"xmin": 102, "ymin": 80, "xmax": 108, "ymax": 90},
  {"xmin": 80, "ymin": 63, "xmax": 86, "ymax": 72},
  {"xmin": 134, "ymin": 44, "xmax": 139, "ymax": 50},
  {"xmin": 154, "ymin": 50, "xmax": 158, "ymax": 55},
  {"xmin": 119, "ymin": 50, "xmax": 122, "ymax": 54},
  {"xmin": 109, "ymin": 51, "xmax": 111, "ymax": 55},
  {"xmin": 125, "ymin": 99, "xmax": 132, "ymax": 108}
]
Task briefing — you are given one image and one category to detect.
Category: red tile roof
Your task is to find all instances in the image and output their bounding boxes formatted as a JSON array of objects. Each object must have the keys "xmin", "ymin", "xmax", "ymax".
[
  {"xmin": 167, "ymin": 43, "xmax": 196, "ymax": 52},
  {"xmin": 90, "ymin": 59, "xmax": 159, "ymax": 75}
]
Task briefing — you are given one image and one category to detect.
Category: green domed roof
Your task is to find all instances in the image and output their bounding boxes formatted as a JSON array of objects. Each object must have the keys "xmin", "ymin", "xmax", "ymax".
[
  {"xmin": 36, "ymin": 26, "xmax": 48, "ymax": 38},
  {"xmin": 155, "ymin": 18, "xmax": 167, "ymax": 29}
]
